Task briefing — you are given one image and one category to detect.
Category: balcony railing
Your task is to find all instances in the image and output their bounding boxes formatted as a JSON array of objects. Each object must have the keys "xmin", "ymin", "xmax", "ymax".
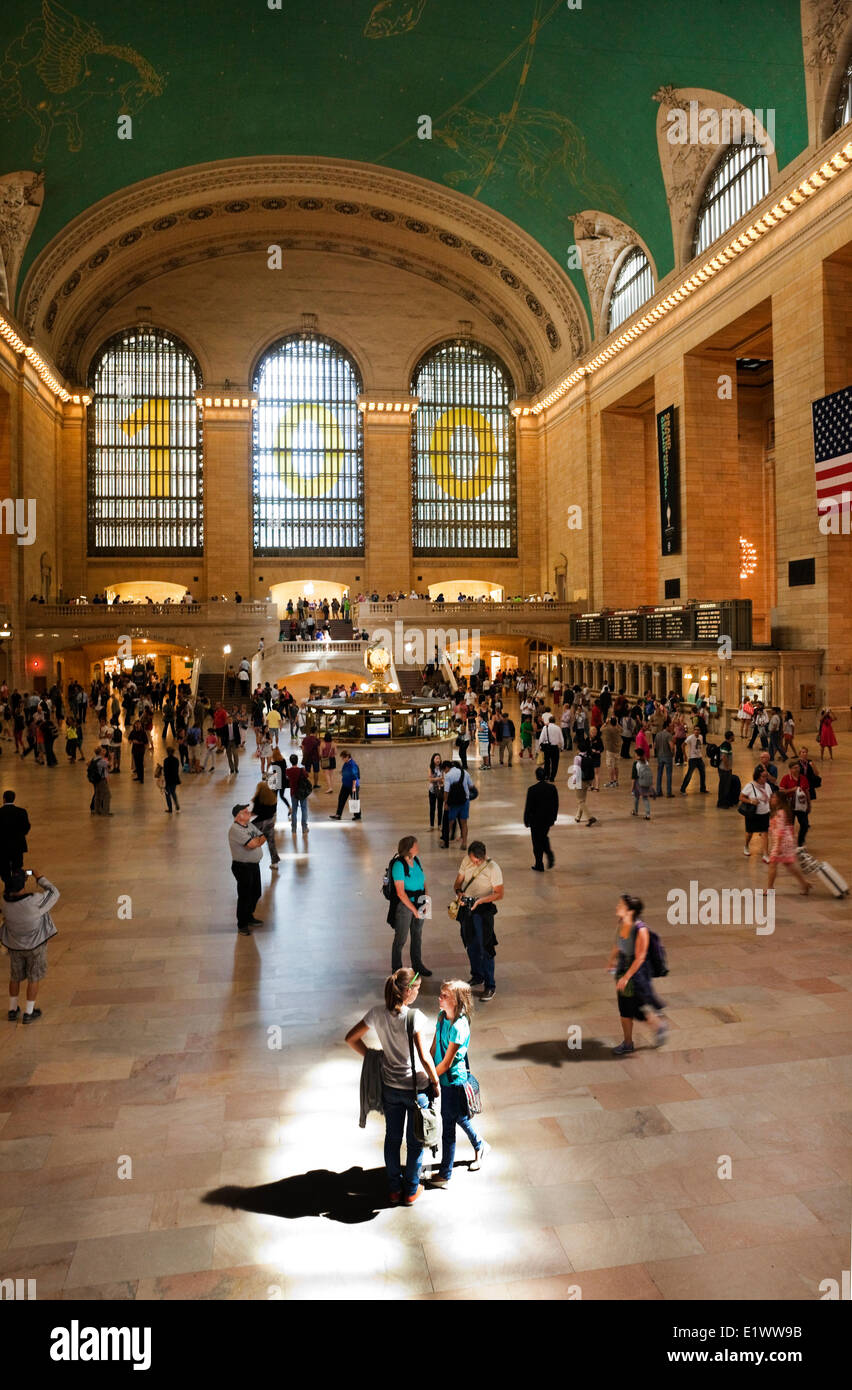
[
  {"xmin": 354, "ymin": 599, "xmax": 577, "ymax": 622},
  {"xmin": 27, "ymin": 600, "xmax": 277, "ymax": 622}
]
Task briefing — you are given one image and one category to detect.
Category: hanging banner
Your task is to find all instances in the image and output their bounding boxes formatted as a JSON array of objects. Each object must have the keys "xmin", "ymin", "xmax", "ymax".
[{"xmin": 657, "ymin": 404, "xmax": 681, "ymax": 555}]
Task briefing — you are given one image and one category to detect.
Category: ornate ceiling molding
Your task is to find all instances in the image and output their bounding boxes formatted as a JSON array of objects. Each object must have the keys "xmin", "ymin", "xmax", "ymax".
[
  {"xmin": 801, "ymin": 0, "xmax": 852, "ymax": 142},
  {"xmin": 19, "ymin": 156, "xmax": 588, "ymax": 378},
  {"xmin": 0, "ymin": 171, "xmax": 43, "ymax": 310},
  {"xmin": 55, "ymin": 224, "xmax": 546, "ymax": 393},
  {"xmin": 571, "ymin": 210, "xmax": 657, "ymax": 341},
  {"xmin": 652, "ymin": 87, "xmax": 780, "ymax": 270}
]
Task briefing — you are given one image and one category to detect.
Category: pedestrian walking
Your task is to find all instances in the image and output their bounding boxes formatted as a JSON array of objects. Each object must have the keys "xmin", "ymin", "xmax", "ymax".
[
  {"xmin": 440, "ymin": 760, "xmax": 472, "ymax": 850},
  {"xmin": 284, "ymin": 754, "xmax": 312, "ymax": 834},
  {"xmin": 88, "ymin": 745, "xmax": 112, "ymax": 815},
  {"xmin": 345, "ymin": 969, "xmax": 440, "ymax": 1206},
  {"xmin": 163, "ymin": 746, "xmax": 181, "ymax": 813},
  {"xmin": 524, "ymin": 766, "xmax": 558, "ymax": 870},
  {"xmin": 128, "ymin": 719, "xmax": 150, "ymax": 783},
  {"xmin": 0, "ymin": 791, "xmax": 30, "ymax": 888},
  {"xmin": 631, "ymin": 749, "xmax": 654, "ymax": 818},
  {"xmin": 767, "ymin": 794, "xmax": 811, "ymax": 894},
  {"xmin": 538, "ymin": 713, "xmax": 563, "ymax": 782},
  {"xmin": 607, "ymin": 893, "xmax": 667, "ymax": 1054},
  {"xmin": 228, "ymin": 805, "xmax": 265, "ymax": 935},
  {"xmin": 2, "ymin": 868, "xmax": 59, "ymax": 1026},
  {"xmin": 740, "ymin": 765, "xmax": 772, "ymax": 862},
  {"xmin": 428, "ymin": 752, "xmax": 444, "ymax": 830},
  {"xmin": 251, "ymin": 780, "xmax": 280, "ymax": 868},
  {"xmin": 779, "ymin": 758, "xmax": 812, "ymax": 846},
  {"xmin": 679, "ymin": 726, "xmax": 708, "ymax": 794},
  {"xmin": 329, "ymin": 751, "xmax": 361, "ymax": 820},
  {"xmin": 320, "ymin": 732, "xmax": 337, "ymax": 793}
]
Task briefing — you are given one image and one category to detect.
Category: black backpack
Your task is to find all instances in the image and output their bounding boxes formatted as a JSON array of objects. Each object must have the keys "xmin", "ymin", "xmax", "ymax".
[
  {"xmin": 86, "ymin": 758, "xmax": 103, "ymax": 785},
  {"xmin": 706, "ymin": 742, "xmax": 721, "ymax": 768},
  {"xmin": 646, "ymin": 929, "xmax": 669, "ymax": 978},
  {"xmin": 446, "ymin": 771, "xmax": 466, "ymax": 807},
  {"xmin": 382, "ymin": 853, "xmax": 419, "ymax": 901}
]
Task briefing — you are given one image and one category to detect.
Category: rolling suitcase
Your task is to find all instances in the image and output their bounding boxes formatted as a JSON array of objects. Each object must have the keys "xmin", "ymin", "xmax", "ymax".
[{"xmin": 797, "ymin": 849, "xmax": 849, "ymax": 898}]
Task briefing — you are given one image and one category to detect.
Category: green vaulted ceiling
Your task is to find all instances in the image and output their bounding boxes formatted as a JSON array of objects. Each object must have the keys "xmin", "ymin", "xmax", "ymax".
[{"xmin": 1, "ymin": 0, "xmax": 809, "ymax": 319}]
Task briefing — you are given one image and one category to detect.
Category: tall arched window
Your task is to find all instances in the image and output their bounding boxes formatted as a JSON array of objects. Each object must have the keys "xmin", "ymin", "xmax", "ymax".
[
  {"xmin": 87, "ymin": 328, "xmax": 202, "ymax": 555},
  {"xmin": 693, "ymin": 141, "xmax": 770, "ymax": 257},
  {"xmin": 253, "ymin": 334, "xmax": 364, "ymax": 555},
  {"xmin": 411, "ymin": 340, "xmax": 516, "ymax": 555},
  {"xmin": 607, "ymin": 247, "xmax": 655, "ymax": 333}
]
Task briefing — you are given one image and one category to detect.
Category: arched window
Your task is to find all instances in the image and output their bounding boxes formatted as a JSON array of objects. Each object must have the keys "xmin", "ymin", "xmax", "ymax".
[
  {"xmin": 411, "ymin": 340, "xmax": 516, "ymax": 555},
  {"xmin": 693, "ymin": 141, "xmax": 770, "ymax": 257},
  {"xmin": 87, "ymin": 328, "xmax": 202, "ymax": 555},
  {"xmin": 253, "ymin": 334, "xmax": 364, "ymax": 555},
  {"xmin": 834, "ymin": 51, "xmax": 852, "ymax": 130},
  {"xmin": 607, "ymin": 247, "xmax": 655, "ymax": 333}
]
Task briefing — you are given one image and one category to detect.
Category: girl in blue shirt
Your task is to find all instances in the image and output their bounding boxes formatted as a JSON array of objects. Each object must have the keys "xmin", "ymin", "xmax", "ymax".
[{"xmin": 429, "ymin": 980, "xmax": 490, "ymax": 1186}]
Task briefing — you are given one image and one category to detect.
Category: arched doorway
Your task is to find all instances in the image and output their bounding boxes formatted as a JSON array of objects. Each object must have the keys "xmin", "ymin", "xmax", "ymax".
[
  {"xmin": 428, "ymin": 579, "xmax": 503, "ymax": 601},
  {"xmin": 268, "ymin": 580, "xmax": 349, "ymax": 617},
  {"xmin": 105, "ymin": 580, "xmax": 188, "ymax": 604}
]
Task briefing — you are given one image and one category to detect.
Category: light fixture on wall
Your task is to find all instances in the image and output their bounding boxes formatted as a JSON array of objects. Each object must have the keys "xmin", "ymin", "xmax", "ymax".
[{"xmin": 739, "ymin": 536, "xmax": 757, "ymax": 579}]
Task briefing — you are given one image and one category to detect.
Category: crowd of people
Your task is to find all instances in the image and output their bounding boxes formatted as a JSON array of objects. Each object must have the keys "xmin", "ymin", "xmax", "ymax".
[{"xmin": 0, "ymin": 653, "xmax": 841, "ymax": 1210}]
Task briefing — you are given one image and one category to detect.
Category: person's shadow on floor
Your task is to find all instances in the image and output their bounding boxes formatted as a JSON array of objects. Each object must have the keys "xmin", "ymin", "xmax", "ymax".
[
  {"xmin": 493, "ymin": 1039, "xmax": 613, "ymax": 1068},
  {"xmin": 204, "ymin": 1166, "xmax": 396, "ymax": 1225}
]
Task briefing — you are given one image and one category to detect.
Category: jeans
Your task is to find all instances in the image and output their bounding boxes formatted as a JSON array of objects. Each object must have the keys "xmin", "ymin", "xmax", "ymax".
[
  {"xmin": 391, "ymin": 899, "xmax": 425, "ymax": 972},
  {"xmin": 164, "ymin": 783, "xmax": 180, "ymax": 811},
  {"xmin": 633, "ymin": 791, "xmax": 651, "ymax": 815},
  {"xmin": 655, "ymin": 759, "xmax": 673, "ymax": 796},
  {"xmin": 795, "ymin": 809, "xmax": 809, "ymax": 845},
  {"xmin": 680, "ymin": 757, "xmax": 706, "ymax": 792},
  {"xmin": 291, "ymin": 796, "xmax": 309, "ymax": 831},
  {"xmin": 382, "ymin": 1086, "xmax": 429, "ymax": 1197},
  {"xmin": 256, "ymin": 814, "xmax": 279, "ymax": 862},
  {"xmin": 428, "ymin": 789, "xmax": 442, "ymax": 827},
  {"xmin": 439, "ymin": 1083, "xmax": 482, "ymax": 1180},
  {"xmin": 466, "ymin": 911, "xmax": 495, "ymax": 989}
]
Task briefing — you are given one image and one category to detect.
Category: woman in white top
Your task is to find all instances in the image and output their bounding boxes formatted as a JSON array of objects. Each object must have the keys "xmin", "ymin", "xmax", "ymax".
[
  {"xmin": 739, "ymin": 764, "xmax": 772, "ymax": 861},
  {"xmin": 346, "ymin": 969, "xmax": 440, "ymax": 1206}
]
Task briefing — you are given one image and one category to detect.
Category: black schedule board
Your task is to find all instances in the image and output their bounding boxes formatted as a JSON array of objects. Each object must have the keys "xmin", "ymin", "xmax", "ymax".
[
  {"xmin": 607, "ymin": 614, "xmax": 641, "ymax": 642},
  {"xmin": 572, "ymin": 616, "xmax": 605, "ymax": 642},
  {"xmin": 657, "ymin": 404, "xmax": 681, "ymax": 555},
  {"xmin": 694, "ymin": 606, "xmax": 722, "ymax": 640}
]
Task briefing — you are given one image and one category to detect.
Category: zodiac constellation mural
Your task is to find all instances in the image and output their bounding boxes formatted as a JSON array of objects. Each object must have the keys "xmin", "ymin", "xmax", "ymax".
[
  {"xmin": 363, "ymin": 0, "xmax": 429, "ymax": 38},
  {"xmin": 0, "ymin": 0, "xmax": 164, "ymax": 161}
]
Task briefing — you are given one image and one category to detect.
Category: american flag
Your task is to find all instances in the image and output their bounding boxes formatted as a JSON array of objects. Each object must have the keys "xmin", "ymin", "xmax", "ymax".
[{"xmin": 812, "ymin": 385, "xmax": 852, "ymax": 515}]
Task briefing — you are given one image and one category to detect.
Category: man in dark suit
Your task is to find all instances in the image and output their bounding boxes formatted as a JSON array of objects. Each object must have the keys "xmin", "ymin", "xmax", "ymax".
[
  {"xmin": 524, "ymin": 767, "xmax": 559, "ymax": 872},
  {"xmin": 0, "ymin": 790, "xmax": 30, "ymax": 887}
]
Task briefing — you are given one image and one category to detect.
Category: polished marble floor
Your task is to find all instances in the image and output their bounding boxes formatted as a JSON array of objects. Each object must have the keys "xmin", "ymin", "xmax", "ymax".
[{"xmin": 0, "ymin": 713, "xmax": 849, "ymax": 1301}]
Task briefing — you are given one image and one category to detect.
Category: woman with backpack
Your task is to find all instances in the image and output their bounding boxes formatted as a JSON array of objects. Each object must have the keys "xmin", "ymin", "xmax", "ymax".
[
  {"xmin": 387, "ymin": 836, "xmax": 432, "ymax": 976},
  {"xmin": 250, "ymin": 779, "xmax": 281, "ymax": 869},
  {"xmin": 606, "ymin": 893, "xmax": 668, "ymax": 1055},
  {"xmin": 571, "ymin": 738, "xmax": 598, "ymax": 825},
  {"xmin": 345, "ymin": 968, "xmax": 441, "ymax": 1206},
  {"xmin": 427, "ymin": 980, "xmax": 490, "ymax": 1187}
]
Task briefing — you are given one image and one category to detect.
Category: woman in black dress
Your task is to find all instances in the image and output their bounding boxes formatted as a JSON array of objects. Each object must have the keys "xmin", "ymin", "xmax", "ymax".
[{"xmin": 606, "ymin": 894, "xmax": 667, "ymax": 1055}]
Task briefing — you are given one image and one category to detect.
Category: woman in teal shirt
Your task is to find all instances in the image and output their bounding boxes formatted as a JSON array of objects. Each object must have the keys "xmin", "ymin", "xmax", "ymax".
[
  {"xmin": 429, "ymin": 980, "xmax": 490, "ymax": 1186},
  {"xmin": 389, "ymin": 835, "xmax": 431, "ymax": 977}
]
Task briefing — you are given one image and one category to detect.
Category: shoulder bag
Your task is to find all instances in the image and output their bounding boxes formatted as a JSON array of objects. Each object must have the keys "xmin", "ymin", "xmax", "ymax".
[
  {"xmin": 438, "ymin": 1014, "xmax": 482, "ymax": 1117},
  {"xmin": 406, "ymin": 1012, "xmax": 441, "ymax": 1151},
  {"xmin": 447, "ymin": 856, "xmax": 489, "ymax": 919}
]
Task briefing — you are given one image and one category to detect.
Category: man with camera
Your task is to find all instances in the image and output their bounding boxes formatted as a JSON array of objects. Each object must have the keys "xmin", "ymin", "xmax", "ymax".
[{"xmin": 2, "ymin": 869, "xmax": 60, "ymax": 1025}]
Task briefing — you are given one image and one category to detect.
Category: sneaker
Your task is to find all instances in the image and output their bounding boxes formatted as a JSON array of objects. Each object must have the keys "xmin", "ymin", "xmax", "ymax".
[
  {"xmin": 403, "ymin": 1186, "xmax": 423, "ymax": 1206},
  {"xmin": 470, "ymin": 1141, "xmax": 491, "ymax": 1171},
  {"xmin": 468, "ymin": 975, "xmax": 484, "ymax": 986},
  {"xmin": 22, "ymin": 1008, "xmax": 42, "ymax": 1025},
  {"xmin": 237, "ymin": 926, "xmax": 252, "ymax": 936},
  {"xmin": 7, "ymin": 1007, "xmax": 20, "ymax": 1022},
  {"xmin": 655, "ymin": 1021, "xmax": 669, "ymax": 1048},
  {"xmin": 644, "ymin": 813, "xmax": 651, "ymax": 820},
  {"xmin": 612, "ymin": 1040, "xmax": 634, "ymax": 1055},
  {"xmin": 743, "ymin": 847, "xmax": 750, "ymax": 857},
  {"xmin": 389, "ymin": 1190, "xmax": 402, "ymax": 1205},
  {"xmin": 428, "ymin": 1177, "xmax": 449, "ymax": 1189},
  {"xmin": 480, "ymin": 987, "xmax": 496, "ymax": 1001},
  {"xmin": 631, "ymin": 808, "xmax": 638, "ymax": 816}
]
